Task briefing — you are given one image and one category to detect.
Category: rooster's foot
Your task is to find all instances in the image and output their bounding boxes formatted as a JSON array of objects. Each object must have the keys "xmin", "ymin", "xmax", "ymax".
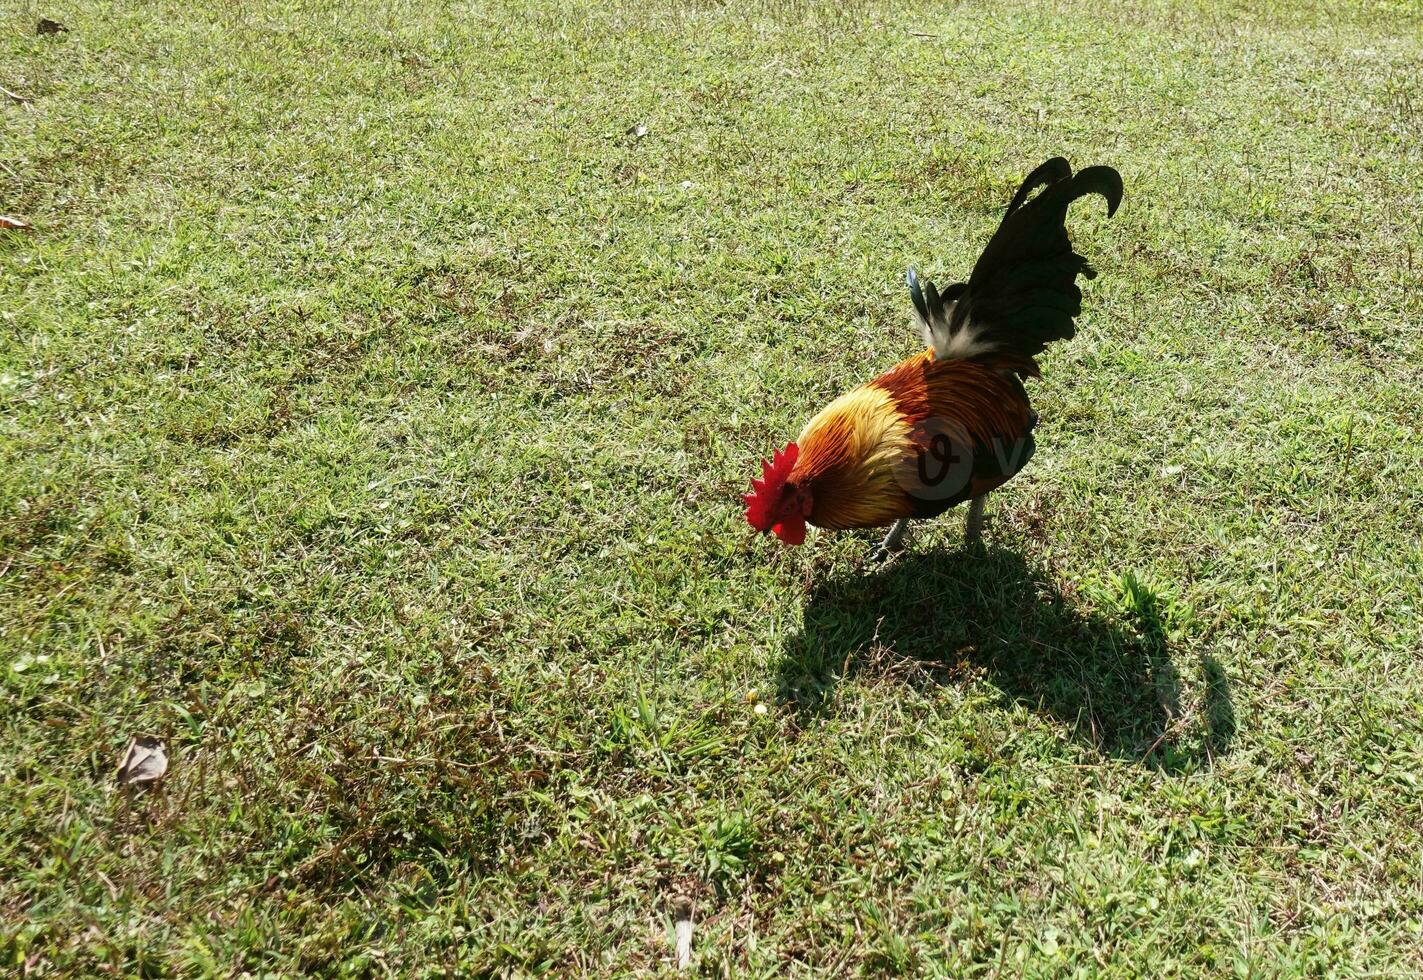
[{"xmin": 869, "ymin": 518, "xmax": 911, "ymax": 563}]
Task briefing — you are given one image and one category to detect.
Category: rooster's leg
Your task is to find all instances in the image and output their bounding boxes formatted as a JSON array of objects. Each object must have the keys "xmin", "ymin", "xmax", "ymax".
[
  {"xmin": 964, "ymin": 494, "xmax": 987, "ymax": 546},
  {"xmin": 870, "ymin": 518, "xmax": 911, "ymax": 562}
]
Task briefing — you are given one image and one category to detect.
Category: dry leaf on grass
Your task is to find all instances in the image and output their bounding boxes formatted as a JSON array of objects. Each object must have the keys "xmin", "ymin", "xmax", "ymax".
[
  {"xmin": 0, "ymin": 215, "xmax": 32, "ymax": 231},
  {"xmin": 117, "ymin": 736, "xmax": 168, "ymax": 785}
]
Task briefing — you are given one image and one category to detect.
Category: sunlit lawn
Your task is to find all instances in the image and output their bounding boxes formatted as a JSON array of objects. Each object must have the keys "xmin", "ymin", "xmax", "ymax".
[{"xmin": 3, "ymin": 0, "xmax": 1422, "ymax": 973}]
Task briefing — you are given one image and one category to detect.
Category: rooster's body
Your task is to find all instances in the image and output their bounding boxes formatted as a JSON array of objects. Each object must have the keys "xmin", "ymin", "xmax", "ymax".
[{"xmin": 745, "ymin": 158, "xmax": 1122, "ymax": 556}]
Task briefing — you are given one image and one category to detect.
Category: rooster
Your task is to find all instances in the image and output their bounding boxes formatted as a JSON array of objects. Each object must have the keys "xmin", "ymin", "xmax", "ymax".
[{"xmin": 744, "ymin": 157, "xmax": 1122, "ymax": 560}]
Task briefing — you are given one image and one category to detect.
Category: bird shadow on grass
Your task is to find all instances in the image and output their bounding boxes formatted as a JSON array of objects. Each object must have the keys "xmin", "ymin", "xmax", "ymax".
[{"xmin": 778, "ymin": 546, "xmax": 1236, "ymax": 773}]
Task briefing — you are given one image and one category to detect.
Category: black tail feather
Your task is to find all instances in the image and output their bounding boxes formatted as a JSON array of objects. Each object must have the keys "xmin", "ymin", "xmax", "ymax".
[
  {"xmin": 912, "ymin": 158, "xmax": 1122, "ymax": 368},
  {"xmin": 1003, "ymin": 156, "xmax": 1073, "ymax": 218}
]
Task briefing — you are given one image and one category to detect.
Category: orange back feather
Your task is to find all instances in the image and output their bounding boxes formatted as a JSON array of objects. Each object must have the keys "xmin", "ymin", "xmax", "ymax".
[{"xmin": 789, "ymin": 349, "xmax": 1035, "ymax": 530}]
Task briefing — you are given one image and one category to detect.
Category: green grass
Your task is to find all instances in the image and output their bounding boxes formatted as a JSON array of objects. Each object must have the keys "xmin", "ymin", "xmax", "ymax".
[{"xmin": 3, "ymin": 0, "xmax": 1422, "ymax": 973}]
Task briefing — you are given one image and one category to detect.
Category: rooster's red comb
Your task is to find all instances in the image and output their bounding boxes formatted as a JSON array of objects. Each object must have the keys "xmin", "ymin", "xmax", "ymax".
[{"xmin": 744, "ymin": 442, "xmax": 799, "ymax": 532}]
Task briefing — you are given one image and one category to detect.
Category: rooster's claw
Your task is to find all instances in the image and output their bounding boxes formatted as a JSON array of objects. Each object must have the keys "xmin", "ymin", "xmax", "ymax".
[{"xmin": 868, "ymin": 518, "xmax": 911, "ymax": 564}]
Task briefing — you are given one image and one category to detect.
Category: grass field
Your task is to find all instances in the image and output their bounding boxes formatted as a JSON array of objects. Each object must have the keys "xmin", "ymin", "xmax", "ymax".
[{"xmin": 4, "ymin": 0, "xmax": 1423, "ymax": 974}]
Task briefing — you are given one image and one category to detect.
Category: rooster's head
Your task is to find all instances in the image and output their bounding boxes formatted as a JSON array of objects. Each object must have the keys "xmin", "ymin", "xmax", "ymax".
[{"xmin": 744, "ymin": 442, "xmax": 811, "ymax": 545}]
